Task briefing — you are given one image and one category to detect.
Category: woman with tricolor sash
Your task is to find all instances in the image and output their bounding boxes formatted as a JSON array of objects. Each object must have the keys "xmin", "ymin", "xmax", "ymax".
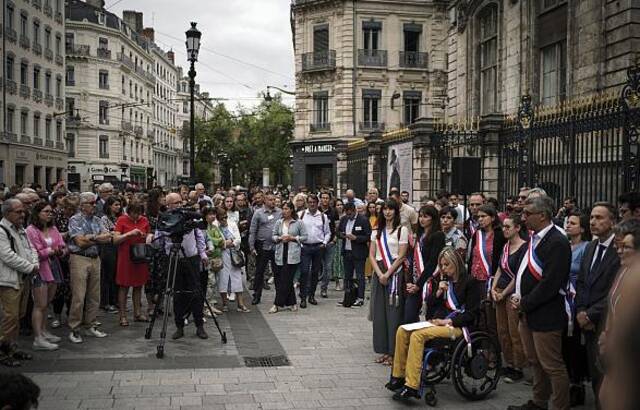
[
  {"xmin": 404, "ymin": 205, "xmax": 445, "ymax": 324},
  {"xmin": 490, "ymin": 213, "xmax": 528, "ymax": 384},
  {"xmin": 370, "ymin": 199, "xmax": 409, "ymax": 366},
  {"xmin": 386, "ymin": 247, "xmax": 483, "ymax": 402}
]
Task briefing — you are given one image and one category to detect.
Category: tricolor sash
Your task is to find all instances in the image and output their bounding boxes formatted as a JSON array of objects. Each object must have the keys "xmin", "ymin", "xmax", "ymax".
[
  {"xmin": 526, "ymin": 239, "xmax": 544, "ymax": 281},
  {"xmin": 500, "ymin": 242, "xmax": 516, "ymax": 280},
  {"xmin": 376, "ymin": 228, "xmax": 401, "ymax": 306},
  {"xmin": 413, "ymin": 234, "xmax": 426, "ymax": 282},
  {"xmin": 444, "ymin": 281, "xmax": 472, "ymax": 348},
  {"xmin": 475, "ymin": 230, "xmax": 492, "ymax": 278}
]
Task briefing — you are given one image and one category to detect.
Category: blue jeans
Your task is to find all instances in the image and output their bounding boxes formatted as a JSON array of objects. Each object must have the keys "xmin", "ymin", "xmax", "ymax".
[
  {"xmin": 319, "ymin": 241, "xmax": 336, "ymax": 292},
  {"xmin": 342, "ymin": 251, "xmax": 365, "ymax": 300},
  {"xmin": 299, "ymin": 244, "xmax": 324, "ymax": 299}
]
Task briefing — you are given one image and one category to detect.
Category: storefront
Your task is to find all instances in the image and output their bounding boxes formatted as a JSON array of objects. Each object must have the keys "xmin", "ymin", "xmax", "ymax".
[
  {"xmin": 290, "ymin": 140, "xmax": 340, "ymax": 191},
  {"xmin": 0, "ymin": 144, "xmax": 67, "ymax": 188}
]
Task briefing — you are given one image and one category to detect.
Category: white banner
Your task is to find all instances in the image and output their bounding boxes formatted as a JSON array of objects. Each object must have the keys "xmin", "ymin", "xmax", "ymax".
[{"xmin": 387, "ymin": 141, "xmax": 413, "ymax": 200}]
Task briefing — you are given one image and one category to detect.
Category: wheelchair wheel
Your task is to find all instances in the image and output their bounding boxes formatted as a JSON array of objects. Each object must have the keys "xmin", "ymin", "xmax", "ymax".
[
  {"xmin": 424, "ymin": 386, "xmax": 438, "ymax": 407},
  {"xmin": 421, "ymin": 349, "xmax": 450, "ymax": 385},
  {"xmin": 451, "ymin": 331, "xmax": 501, "ymax": 401}
]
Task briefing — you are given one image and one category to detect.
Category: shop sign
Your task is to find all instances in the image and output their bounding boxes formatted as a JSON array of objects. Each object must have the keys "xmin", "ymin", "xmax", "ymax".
[
  {"xmin": 14, "ymin": 150, "xmax": 29, "ymax": 160},
  {"xmin": 36, "ymin": 153, "xmax": 64, "ymax": 162},
  {"xmin": 89, "ymin": 166, "xmax": 120, "ymax": 173},
  {"xmin": 301, "ymin": 144, "xmax": 334, "ymax": 154}
]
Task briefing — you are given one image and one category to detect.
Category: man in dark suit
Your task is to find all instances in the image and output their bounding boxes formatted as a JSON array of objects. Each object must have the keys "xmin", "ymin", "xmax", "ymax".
[
  {"xmin": 575, "ymin": 202, "xmax": 620, "ymax": 408},
  {"xmin": 508, "ymin": 196, "xmax": 571, "ymax": 410},
  {"xmin": 337, "ymin": 202, "xmax": 371, "ymax": 307}
]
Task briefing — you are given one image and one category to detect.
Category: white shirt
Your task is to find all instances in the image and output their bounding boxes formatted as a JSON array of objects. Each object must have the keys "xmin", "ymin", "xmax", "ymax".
[
  {"xmin": 299, "ymin": 209, "xmax": 331, "ymax": 245},
  {"xmin": 371, "ymin": 226, "xmax": 409, "ymax": 261},
  {"xmin": 590, "ymin": 233, "xmax": 615, "ymax": 270},
  {"xmin": 345, "ymin": 217, "xmax": 356, "ymax": 250},
  {"xmin": 515, "ymin": 222, "xmax": 555, "ymax": 296}
]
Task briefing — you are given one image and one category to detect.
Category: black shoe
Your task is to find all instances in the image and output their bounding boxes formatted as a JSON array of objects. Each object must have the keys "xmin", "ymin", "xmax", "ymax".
[
  {"xmin": 251, "ymin": 297, "xmax": 260, "ymax": 305},
  {"xmin": 503, "ymin": 367, "xmax": 524, "ymax": 383},
  {"xmin": 263, "ymin": 283, "xmax": 271, "ymax": 290},
  {"xmin": 385, "ymin": 377, "xmax": 405, "ymax": 391},
  {"xmin": 308, "ymin": 296, "xmax": 318, "ymax": 305},
  {"xmin": 570, "ymin": 384, "xmax": 585, "ymax": 407},
  {"xmin": 392, "ymin": 386, "xmax": 420, "ymax": 402},
  {"xmin": 195, "ymin": 326, "xmax": 208, "ymax": 339},
  {"xmin": 320, "ymin": 289, "xmax": 328, "ymax": 298},
  {"xmin": 171, "ymin": 327, "xmax": 184, "ymax": 340},
  {"xmin": 300, "ymin": 299, "xmax": 307, "ymax": 309},
  {"xmin": 506, "ymin": 400, "xmax": 546, "ymax": 410}
]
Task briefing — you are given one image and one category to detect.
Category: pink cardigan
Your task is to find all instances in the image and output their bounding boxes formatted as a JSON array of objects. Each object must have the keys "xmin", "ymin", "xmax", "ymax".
[{"xmin": 26, "ymin": 225, "xmax": 66, "ymax": 282}]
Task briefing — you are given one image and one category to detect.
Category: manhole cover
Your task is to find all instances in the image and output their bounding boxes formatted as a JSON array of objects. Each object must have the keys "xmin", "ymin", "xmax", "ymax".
[{"xmin": 244, "ymin": 355, "xmax": 290, "ymax": 367}]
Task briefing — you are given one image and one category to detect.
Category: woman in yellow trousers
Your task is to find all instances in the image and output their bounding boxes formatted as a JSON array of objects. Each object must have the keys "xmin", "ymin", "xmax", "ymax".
[{"xmin": 385, "ymin": 247, "xmax": 483, "ymax": 402}]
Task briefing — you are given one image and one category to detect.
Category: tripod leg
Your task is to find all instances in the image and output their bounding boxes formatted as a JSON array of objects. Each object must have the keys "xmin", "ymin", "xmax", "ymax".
[
  {"xmin": 202, "ymin": 297, "xmax": 227, "ymax": 344},
  {"xmin": 157, "ymin": 251, "xmax": 179, "ymax": 358},
  {"xmin": 145, "ymin": 260, "xmax": 170, "ymax": 339}
]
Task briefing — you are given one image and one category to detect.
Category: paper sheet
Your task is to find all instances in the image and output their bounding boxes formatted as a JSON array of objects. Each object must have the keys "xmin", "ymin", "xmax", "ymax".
[{"xmin": 400, "ymin": 321, "xmax": 435, "ymax": 331}]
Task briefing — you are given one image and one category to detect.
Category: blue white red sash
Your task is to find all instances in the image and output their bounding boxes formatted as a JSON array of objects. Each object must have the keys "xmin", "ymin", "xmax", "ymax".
[
  {"xmin": 500, "ymin": 243, "xmax": 515, "ymax": 279},
  {"xmin": 413, "ymin": 234, "xmax": 425, "ymax": 282},
  {"xmin": 564, "ymin": 280, "xmax": 576, "ymax": 336},
  {"xmin": 377, "ymin": 228, "xmax": 400, "ymax": 306},
  {"xmin": 526, "ymin": 239, "xmax": 544, "ymax": 281},
  {"xmin": 444, "ymin": 281, "xmax": 472, "ymax": 345},
  {"xmin": 475, "ymin": 230, "xmax": 492, "ymax": 278}
]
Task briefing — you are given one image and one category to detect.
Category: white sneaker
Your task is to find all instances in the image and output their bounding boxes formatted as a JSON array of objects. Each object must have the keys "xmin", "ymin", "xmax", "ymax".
[
  {"xmin": 68, "ymin": 330, "xmax": 84, "ymax": 344},
  {"xmin": 33, "ymin": 336, "xmax": 59, "ymax": 351},
  {"xmin": 268, "ymin": 276, "xmax": 274, "ymax": 284},
  {"xmin": 85, "ymin": 326, "xmax": 107, "ymax": 338},
  {"xmin": 229, "ymin": 293, "xmax": 236, "ymax": 301},
  {"xmin": 42, "ymin": 330, "xmax": 62, "ymax": 343}
]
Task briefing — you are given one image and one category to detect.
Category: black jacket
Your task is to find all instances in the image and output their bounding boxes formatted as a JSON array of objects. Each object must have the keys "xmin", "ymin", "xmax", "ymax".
[
  {"xmin": 467, "ymin": 228, "xmax": 506, "ymax": 277},
  {"xmin": 575, "ymin": 238, "xmax": 621, "ymax": 330},
  {"xmin": 426, "ymin": 273, "xmax": 483, "ymax": 328},
  {"xmin": 337, "ymin": 214, "xmax": 371, "ymax": 260},
  {"xmin": 320, "ymin": 206, "xmax": 339, "ymax": 242},
  {"xmin": 415, "ymin": 231, "xmax": 446, "ymax": 289},
  {"xmin": 519, "ymin": 225, "xmax": 571, "ymax": 332}
]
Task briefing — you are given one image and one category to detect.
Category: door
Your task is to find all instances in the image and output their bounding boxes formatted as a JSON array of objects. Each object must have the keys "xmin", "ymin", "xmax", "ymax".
[{"xmin": 306, "ymin": 164, "xmax": 334, "ymax": 192}]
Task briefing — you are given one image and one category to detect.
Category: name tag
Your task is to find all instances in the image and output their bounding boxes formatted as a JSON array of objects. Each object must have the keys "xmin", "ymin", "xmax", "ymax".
[
  {"xmin": 355, "ymin": 226, "xmax": 362, "ymax": 231},
  {"xmin": 267, "ymin": 215, "xmax": 274, "ymax": 220}
]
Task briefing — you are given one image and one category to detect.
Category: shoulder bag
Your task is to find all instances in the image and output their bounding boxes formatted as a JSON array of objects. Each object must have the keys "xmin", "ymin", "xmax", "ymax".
[{"xmin": 130, "ymin": 243, "xmax": 152, "ymax": 264}]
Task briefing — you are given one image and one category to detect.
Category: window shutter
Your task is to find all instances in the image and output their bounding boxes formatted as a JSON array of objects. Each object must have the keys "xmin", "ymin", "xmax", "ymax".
[{"xmin": 313, "ymin": 25, "xmax": 329, "ymax": 53}]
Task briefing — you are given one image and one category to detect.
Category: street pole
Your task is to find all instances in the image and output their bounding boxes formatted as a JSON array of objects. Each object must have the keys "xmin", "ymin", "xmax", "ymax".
[{"xmin": 189, "ymin": 61, "xmax": 196, "ymax": 183}]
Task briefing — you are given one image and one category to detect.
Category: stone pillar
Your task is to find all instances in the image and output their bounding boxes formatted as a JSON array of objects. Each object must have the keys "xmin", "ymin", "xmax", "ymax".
[
  {"xmin": 365, "ymin": 131, "xmax": 383, "ymax": 190},
  {"xmin": 479, "ymin": 114, "xmax": 504, "ymax": 199},
  {"xmin": 335, "ymin": 141, "xmax": 349, "ymax": 198},
  {"xmin": 409, "ymin": 118, "xmax": 437, "ymax": 202}
]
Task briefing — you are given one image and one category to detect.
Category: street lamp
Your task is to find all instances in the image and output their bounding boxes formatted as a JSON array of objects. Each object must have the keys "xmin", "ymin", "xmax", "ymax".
[
  {"xmin": 264, "ymin": 85, "xmax": 297, "ymax": 102},
  {"xmin": 185, "ymin": 22, "xmax": 202, "ymax": 183}
]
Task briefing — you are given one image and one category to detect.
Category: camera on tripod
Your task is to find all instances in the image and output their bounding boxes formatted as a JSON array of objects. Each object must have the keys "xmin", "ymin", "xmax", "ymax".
[{"xmin": 157, "ymin": 208, "xmax": 208, "ymax": 239}]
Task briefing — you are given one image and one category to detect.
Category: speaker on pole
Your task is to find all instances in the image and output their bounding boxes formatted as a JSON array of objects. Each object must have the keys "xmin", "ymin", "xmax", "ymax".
[{"xmin": 451, "ymin": 157, "xmax": 481, "ymax": 196}]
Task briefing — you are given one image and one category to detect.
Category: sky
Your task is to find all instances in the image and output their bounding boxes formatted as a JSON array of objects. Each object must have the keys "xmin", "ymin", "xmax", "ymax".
[{"xmin": 108, "ymin": 0, "xmax": 296, "ymax": 112}]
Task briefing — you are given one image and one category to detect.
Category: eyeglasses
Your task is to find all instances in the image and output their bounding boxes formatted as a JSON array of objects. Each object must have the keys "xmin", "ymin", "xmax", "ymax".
[
  {"xmin": 9, "ymin": 209, "xmax": 25, "ymax": 214},
  {"xmin": 522, "ymin": 210, "xmax": 541, "ymax": 216},
  {"xmin": 82, "ymin": 201, "xmax": 96, "ymax": 205}
]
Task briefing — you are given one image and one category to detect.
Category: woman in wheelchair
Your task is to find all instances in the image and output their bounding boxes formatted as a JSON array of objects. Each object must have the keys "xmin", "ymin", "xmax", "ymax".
[{"xmin": 386, "ymin": 247, "xmax": 483, "ymax": 402}]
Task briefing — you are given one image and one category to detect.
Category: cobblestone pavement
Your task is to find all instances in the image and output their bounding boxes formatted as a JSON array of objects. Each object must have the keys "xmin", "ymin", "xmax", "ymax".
[{"xmin": 24, "ymin": 285, "xmax": 596, "ymax": 410}]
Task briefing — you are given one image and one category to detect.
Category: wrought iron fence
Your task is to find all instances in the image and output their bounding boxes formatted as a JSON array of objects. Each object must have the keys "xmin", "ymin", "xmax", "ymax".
[{"xmin": 346, "ymin": 141, "xmax": 368, "ymax": 200}]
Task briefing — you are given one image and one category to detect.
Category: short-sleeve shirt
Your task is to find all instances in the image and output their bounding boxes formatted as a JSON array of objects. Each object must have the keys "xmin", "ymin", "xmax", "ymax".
[
  {"xmin": 371, "ymin": 226, "xmax": 409, "ymax": 261},
  {"xmin": 399, "ymin": 204, "xmax": 418, "ymax": 230},
  {"xmin": 67, "ymin": 213, "xmax": 107, "ymax": 255}
]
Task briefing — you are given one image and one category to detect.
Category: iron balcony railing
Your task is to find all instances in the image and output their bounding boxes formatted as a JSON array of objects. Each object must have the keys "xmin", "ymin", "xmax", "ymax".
[
  {"xmin": 5, "ymin": 132, "xmax": 17, "ymax": 142},
  {"xmin": 33, "ymin": 137, "xmax": 43, "ymax": 146},
  {"xmin": 45, "ymin": 139, "xmax": 54, "ymax": 148},
  {"xmin": 32, "ymin": 89, "xmax": 43, "ymax": 102},
  {"xmin": 55, "ymin": 55, "xmax": 63, "ymax": 65},
  {"xmin": 33, "ymin": 43, "xmax": 42, "ymax": 55},
  {"xmin": 97, "ymin": 48, "xmax": 111, "ymax": 59},
  {"xmin": 66, "ymin": 45, "xmax": 91, "ymax": 57},
  {"xmin": 44, "ymin": 49, "xmax": 53, "ymax": 60},
  {"xmin": 19, "ymin": 35, "xmax": 30, "ymax": 49},
  {"xmin": 19, "ymin": 84, "xmax": 30, "ymax": 99},
  {"xmin": 134, "ymin": 126, "xmax": 143, "ymax": 137},
  {"xmin": 310, "ymin": 123, "xmax": 330, "ymax": 132},
  {"xmin": 55, "ymin": 12, "xmax": 63, "ymax": 24},
  {"xmin": 55, "ymin": 97, "xmax": 64, "ymax": 110},
  {"xmin": 43, "ymin": 3, "xmax": 52, "ymax": 16},
  {"xmin": 118, "ymin": 53, "xmax": 134, "ymax": 70},
  {"xmin": 121, "ymin": 121, "xmax": 133, "ymax": 132},
  {"xmin": 399, "ymin": 51, "xmax": 428, "ymax": 69},
  {"xmin": 20, "ymin": 134, "xmax": 30, "ymax": 144},
  {"xmin": 5, "ymin": 79, "xmax": 17, "ymax": 95},
  {"xmin": 359, "ymin": 121, "xmax": 385, "ymax": 131},
  {"xmin": 32, "ymin": 0, "xmax": 41, "ymax": 9},
  {"xmin": 55, "ymin": 141, "xmax": 64, "ymax": 150},
  {"xmin": 45, "ymin": 94, "xmax": 54, "ymax": 106},
  {"xmin": 358, "ymin": 49, "xmax": 387, "ymax": 67},
  {"xmin": 302, "ymin": 50, "xmax": 336, "ymax": 72},
  {"xmin": 6, "ymin": 28, "xmax": 17, "ymax": 43}
]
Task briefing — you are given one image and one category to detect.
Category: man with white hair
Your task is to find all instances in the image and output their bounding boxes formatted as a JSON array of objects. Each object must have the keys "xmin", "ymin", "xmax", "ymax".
[
  {"xmin": 0, "ymin": 199, "xmax": 39, "ymax": 366},
  {"xmin": 67, "ymin": 192, "xmax": 113, "ymax": 343},
  {"xmin": 95, "ymin": 183, "xmax": 114, "ymax": 218},
  {"xmin": 195, "ymin": 183, "xmax": 212, "ymax": 204}
]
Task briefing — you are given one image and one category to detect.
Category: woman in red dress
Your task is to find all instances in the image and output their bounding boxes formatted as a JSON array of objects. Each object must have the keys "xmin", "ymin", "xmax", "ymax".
[{"xmin": 113, "ymin": 200, "xmax": 153, "ymax": 326}]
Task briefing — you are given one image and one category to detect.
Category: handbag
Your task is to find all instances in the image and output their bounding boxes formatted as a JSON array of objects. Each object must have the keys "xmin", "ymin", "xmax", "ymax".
[
  {"xmin": 230, "ymin": 249, "xmax": 245, "ymax": 268},
  {"xmin": 130, "ymin": 243, "xmax": 151, "ymax": 264},
  {"xmin": 210, "ymin": 256, "xmax": 223, "ymax": 272}
]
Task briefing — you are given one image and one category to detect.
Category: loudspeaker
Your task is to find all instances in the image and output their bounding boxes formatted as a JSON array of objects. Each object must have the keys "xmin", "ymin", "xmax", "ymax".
[{"xmin": 451, "ymin": 157, "xmax": 481, "ymax": 196}]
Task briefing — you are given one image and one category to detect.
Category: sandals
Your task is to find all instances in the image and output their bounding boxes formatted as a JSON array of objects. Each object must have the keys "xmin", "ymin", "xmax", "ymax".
[
  {"xmin": 384, "ymin": 356, "xmax": 394, "ymax": 366},
  {"xmin": 11, "ymin": 350, "xmax": 32, "ymax": 361},
  {"xmin": 237, "ymin": 305, "xmax": 251, "ymax": 313},
  {"xmin": 375, "ymin": 355, "xmax": 388, "ymax": 364},
  {"xmin": 120, "ymin": 316, "xmax": 129, "ymax": 327}
]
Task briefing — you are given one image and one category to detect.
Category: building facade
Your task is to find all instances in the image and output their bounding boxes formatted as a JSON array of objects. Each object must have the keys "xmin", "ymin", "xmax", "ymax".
[
  {"xmin": 289, "ymin": 0, "xmax": 447, "ymax": 191},
  {"xmin": 1, "ymin": 0, "xmax": 67, "ymax": 188},
  {"xmin": 65, "ymin": 0, "xmax": 155, "ymax": 191}
]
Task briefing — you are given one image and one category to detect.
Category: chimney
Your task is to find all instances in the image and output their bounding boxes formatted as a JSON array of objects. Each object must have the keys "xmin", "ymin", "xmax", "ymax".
[
  {"xmin": 167, "ymin": 50, "xmax": 175, "ymax": 64},
  {"xmin": 85, "ymin": 0, "xmax": 105, "ymax": 9},
  {"xmin": 141, "ymin": 27, "xmax": 154, "ymax": 42},
  {"xmin": 122, "ymin": 10, "xmax": 143, "ymax": 33}
]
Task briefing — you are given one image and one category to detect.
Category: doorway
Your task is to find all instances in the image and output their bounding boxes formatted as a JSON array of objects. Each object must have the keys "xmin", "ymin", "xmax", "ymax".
[{"xmin": 306, "ymin": 164, "xmax": 334, "ymax": 192}]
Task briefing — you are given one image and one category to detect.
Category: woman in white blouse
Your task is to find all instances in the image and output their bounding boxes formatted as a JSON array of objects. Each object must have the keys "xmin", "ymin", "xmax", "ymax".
[{"xmin": 216, "ymin": 207, "xmax": 250, "ymax": 313}]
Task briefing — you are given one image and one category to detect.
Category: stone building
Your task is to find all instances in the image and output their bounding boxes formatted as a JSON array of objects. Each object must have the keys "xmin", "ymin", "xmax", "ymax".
[
  {"xmin": 0, "ymin": 0, "xmax": 67, "ymax": 188},
  {"xmin": 65, "ymin": 0, "xmax": 155, "ymax": 191},
  {"xmin": 289, "ymin": 0, "xmax": 447, "ymax": 192}
]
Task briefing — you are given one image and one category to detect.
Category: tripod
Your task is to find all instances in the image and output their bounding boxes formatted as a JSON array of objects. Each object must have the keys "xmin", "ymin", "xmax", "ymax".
[{"xmin": 145, "ymin": 238, "xmax": 227, "ymax": 359}]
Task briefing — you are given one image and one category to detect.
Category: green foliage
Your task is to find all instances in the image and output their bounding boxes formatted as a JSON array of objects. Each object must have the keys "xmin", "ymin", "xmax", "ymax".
[{"xmin": 193, "ymin": 96, "xmax": 294, "ymax": 187}]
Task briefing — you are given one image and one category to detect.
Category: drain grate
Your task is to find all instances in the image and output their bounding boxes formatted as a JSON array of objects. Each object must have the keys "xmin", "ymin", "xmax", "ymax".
[{"xmin": 243, "ymin": 355, "xmax": 290, "ymax": 367}]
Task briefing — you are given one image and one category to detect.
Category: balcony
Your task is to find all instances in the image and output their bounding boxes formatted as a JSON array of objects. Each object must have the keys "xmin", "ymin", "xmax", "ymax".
[
  {"xmin": 33, "ymin": 137, "xmax": 43, "ymax": 146},
  {"xmin": 43, "ymin": 3, "xmax": 52, "ymax": 16},
  {"xmin": 19, "ymin": 35, "xmax": 30, "ymax": 49},
  {"xmin": 117, "ymin": 53, "xmax": 134, "ymax": 70},
  {"xmin": 55, "ymin": 141, "xmax": 64, "ymax": 150},
  {"xmin": 310, "ymin": 123, "xmax": 330, "ymax": 133},
  {"xmin": 55, "ymin": 11, "xmax": 63, "ymax": 24},
  {"xmin": 99, "ymin": 83, "xmax": 109, "ymax": 90},
  {"xmin": 97, "ymin": 48, "xmax": 111, "ymax": 59},
  {"xmin": 68, "ymin": 150, "xmax": 75, "ymax": 158},
  {"xmin": 20, "ymin": 134, "xmax": 31, "ymax": 144},
  {"xmin": 55, "ymin": 97, "xmax": 64, "ymax": 110},
  {"xmin": 358, "ymin": 49, "xmax": 387, "ymax": 67},
  {"xmin": 66, "ymin": 44, "xmax": 91, "ymax": 57},
  {"xmin": 144, "ymin": 71, "xmax": 155, "ymax": 83},
  {"xmin": 5, "ymin": 132, "xmax": 17, "ymax": 142},
  {"xmin": 44, "ymin": 94, "xmax": 54, "ymax": 106},
  {"xmin": 359, "ymin": 121, "xmax": 385, "ymax": 132},
  {"xmin": 33, "ymin": 43, "xmax": 42, "ymax": 55},
  {"xmin": 45, "ymin": 139, "xmax": 54, "ymax": 148},
  {"xmin": 99, "ymin": 118, "xmax": 109, "ymax": 125},
  {"xmin": 66, "ymin": 79, "xmax": 75, "ymax": 86},
  {"xmin": 134, "ymin": 126, "xmax": 143, "ymax": 137},
  {"xmin": 44, "ymin": 48, "xmax": 53, "ymax": 60},
  {"xmin": 32, "ymin": 0, "xmax": 41, "ymax": 9},
  {"xmin": 55, "ymin": 55, "xmax": 63, "ymax": 65},
  {"xmin": 399, "ymin": 51, "xmax": 428, "ymax": 69},
  {"xmin": 121, "ymin": 121, "xmax": 133, "ymax": 132},
  {"xmin": 19, "ymin": 84, "xmax": 30, "ymax": 99},
  {"xmin": 147, "ymin": 129, "xmax": 154, "ymax": 138},
  {"xmin": 301, "ymin": 50, "xmax": 336, "ymax": 72},
  {"xmin": 100, "ymin": 153, "xmax": 110, "ymax": 159},
  {"xmin": 32, "ymin": 88, "xmax": 43, "ymax": 103},
  {"xmin": 5, "ymin": 79, "xmax": 17, "ymax": 95},
  {"xmin": 6, "ymin": 28, "xmax": 17, "ymax": 43}
]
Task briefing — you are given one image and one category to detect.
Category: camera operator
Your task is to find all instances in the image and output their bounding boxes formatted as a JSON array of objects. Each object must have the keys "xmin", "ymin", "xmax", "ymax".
[{"xmin": 155, "ymin": 193, "xmax": 209, "ymax": 340}]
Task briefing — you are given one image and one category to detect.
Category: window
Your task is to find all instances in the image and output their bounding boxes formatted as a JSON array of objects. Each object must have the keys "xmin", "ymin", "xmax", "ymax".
[
  {"xmin": 99, "ymin": 37, "xmax": 108, "ymax": 50},
  {"xmin": 55, "ymin": 76, "xmax": 61, "ymax": 96},
  {"xmin": 121, "ymin": 75, "xmax": 125, "ymax": 94},
  {"xmin": 6, "ymin": 55, "xmax": 14, "ymax": 80},
  {"xmin": 99, "ymin": 135, "xmax": 109, "ymax": 158},
  {"xmin": 363, "ymin": 22, "xmax": 380, "ymax": 50},
  {"xmin": 66, "ymin": 134, "xmax": 74, "ymax": 156},
  {"xmin": 21, "ymin": 111, "xmax": 28, "ymax": 135},
  {"xmin": 99, "ymin": 101, "xmax": 109, "ymax": 124},
  {"xmin": 479, "ymin": 6, "xmax": 498, "ymax": 114},
  {"xmin": 362, "ymin": 89, "xmax": 381, "ymax": 128},
  {"xmin": 33, "ymin": 114, "xmax": 40, "ymax": 137},
  {"xmin": 312, "ymin": 91, "xmax": 329, "ymax": 129},
  {"xmin": 403, "ymin": 91, "xmax": 421, "ymax": 125},
  {"xmin": 55, "ymin": 34, "xmax": 61, "ymax": 55},
  {"xmin": 33, "ymin": 66, "xmax": 40, "ymax": 89},
  {"xmin": 6, "ymin": 4, "xmax": 14, "ymax": 30},
  {"xmin": 20, "ymin": 61, "xmax": 28, "ymax": 85},
  {"xmin": 32, "ymin": 19, "xmax": 39, "ymax": 45},
  {"xmin": 99, "ymin": 70, "xmax": 109, "ymax": 89},
  {"xmin": 122, "ymin": 140, "xmax": 126, "ymax": 160},
  {"xmin": 403, "ymin": 24, "xmax": 421, "ymax": 52},
  {"xmin": 182, "ymin": 101, "xmax": 188, "ymax": 113},
  {"xmin": 45, "ymin": 118, "xmax": 51, "ymax": 141},
  {"xmin": 44, "ymin": 27, "xmax": 51, "ymax": 50},
  {"xmin": 20, "ymin": 12, "xmax": 27, "ymax": 37},
  {"xmin": 56, "ymin": 121, "xmax": 62, "ymax": 143},
  {"xmin": 45, "ymin": 72, "xmax": 51, "ymax": 94},
  {"xmin": 7, "ymin": 108, "xmax": 15, "ymax": 133},
  {"xmin": 64, "ymin": 32, "xmax": 74, "ymax": 50},
  {"xmin": 540, "ymin": 42, "xmax": 566, "ymax": 106},
  {"xmin": 66, "ymin": 97, "xmax": 75, "ymax": 117},
  {"xmin": 66, "ymin": 66, "xmax": 74, "ymax": 85},
  {"xmin": 313, "ymin": 24, "xmax": 329, "ymax": 55}
]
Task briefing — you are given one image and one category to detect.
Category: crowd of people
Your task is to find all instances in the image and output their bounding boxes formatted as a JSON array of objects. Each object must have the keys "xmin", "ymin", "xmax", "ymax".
[{"xmin": 1, "ymin": 180, "xmax": 639, "ymax": 409}]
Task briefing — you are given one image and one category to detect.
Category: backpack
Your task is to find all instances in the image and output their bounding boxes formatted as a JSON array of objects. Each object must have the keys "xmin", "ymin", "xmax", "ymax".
[
  {"xmin": 342, "ymin": 280, "xmax": 359, "ymax": 307},
  {"xmin": 0, "ymin": 225, "xmax": 16, "ymax": 253}
]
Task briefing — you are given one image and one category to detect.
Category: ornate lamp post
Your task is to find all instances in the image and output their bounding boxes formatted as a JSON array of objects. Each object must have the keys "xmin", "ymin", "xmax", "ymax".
[{"xmin": 185, "ymin": 22, "xmax": 202, "ymax": 183}]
